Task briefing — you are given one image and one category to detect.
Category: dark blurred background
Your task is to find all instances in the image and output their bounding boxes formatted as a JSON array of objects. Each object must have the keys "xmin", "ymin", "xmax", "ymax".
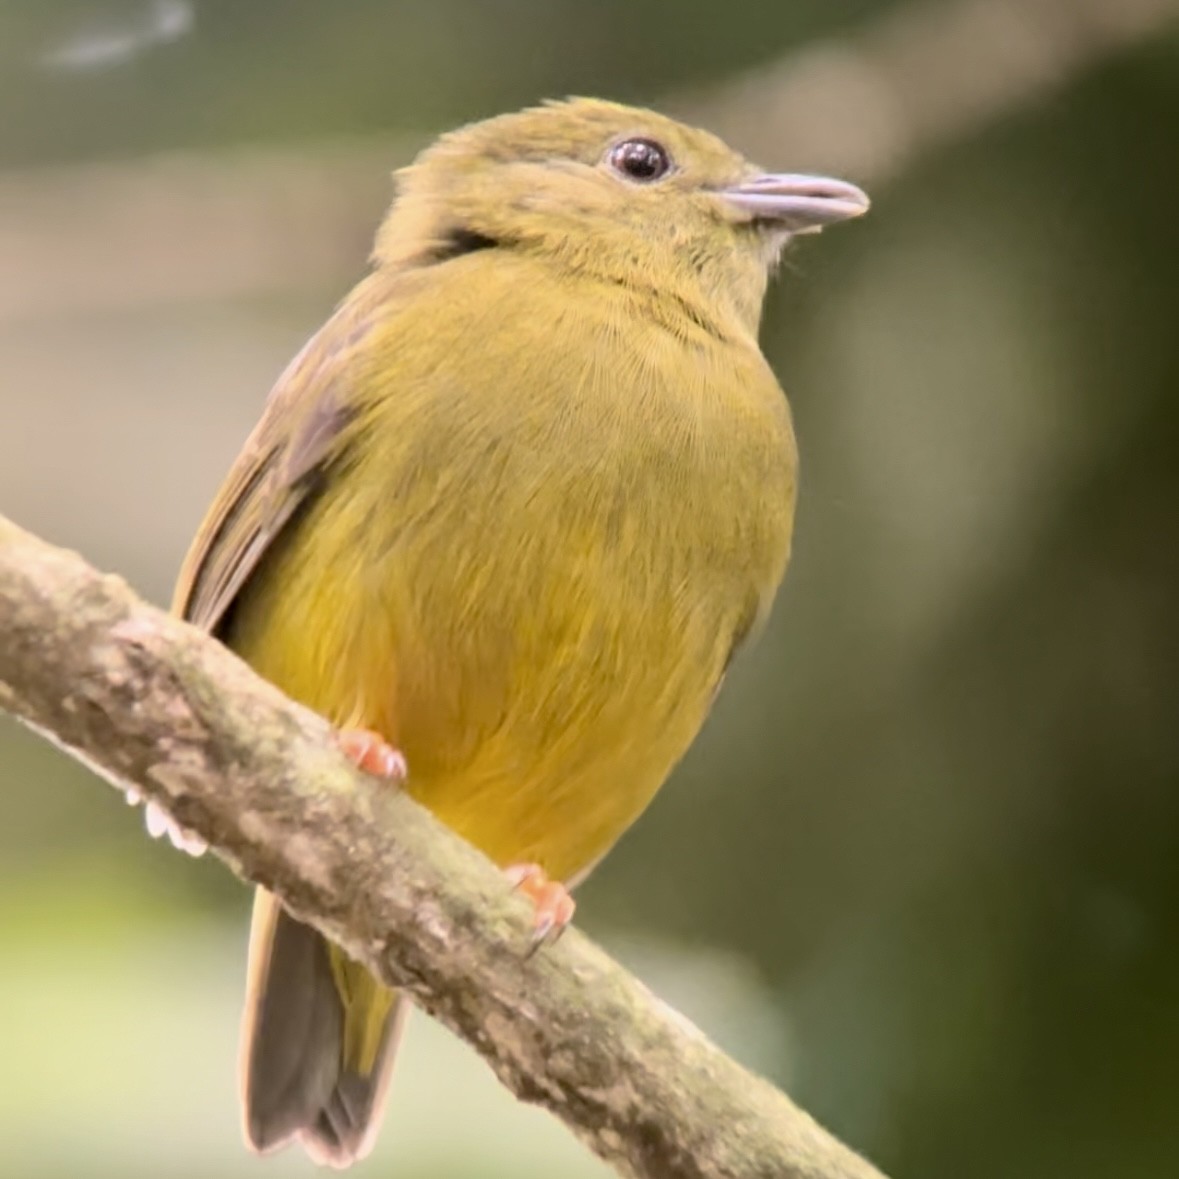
[{"xmin": 2, "ymin": 1, "xmax": 1178, "ymax": 1176}]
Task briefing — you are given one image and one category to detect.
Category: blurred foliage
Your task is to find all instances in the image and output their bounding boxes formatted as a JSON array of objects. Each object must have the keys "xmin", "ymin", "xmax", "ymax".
[
  {"xmin": 2, "ymin": 2, "xmax": 1178, "ymax": 1177},
  {"xmin": 0, "ymin": 0, "xmax": 872, "ymax": 165}
]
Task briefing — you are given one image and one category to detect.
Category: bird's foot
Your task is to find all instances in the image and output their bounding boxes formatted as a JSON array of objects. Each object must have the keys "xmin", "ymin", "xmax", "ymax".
[
  {"xmin": 336, "ymin": 727, "xmax": 408, "ymax": 781},
  {"xmin": 125, "ymin": 787, "xmax": 208, "ymax": 857},
  {"xmin": 504, "ymin": 862, "xmax": 575, "ymax": 947}
]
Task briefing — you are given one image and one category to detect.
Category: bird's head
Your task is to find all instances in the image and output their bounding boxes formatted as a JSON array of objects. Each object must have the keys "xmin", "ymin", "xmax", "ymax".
[{"xmin": 376, "ymin": 98, "xmax": 868, "ymax": 332}]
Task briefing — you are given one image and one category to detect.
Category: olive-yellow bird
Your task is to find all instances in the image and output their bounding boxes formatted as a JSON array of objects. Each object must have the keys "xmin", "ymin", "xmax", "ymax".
[{"xmin": 170, "ymin": 97, "xmax": 867, "ymax": 1167}]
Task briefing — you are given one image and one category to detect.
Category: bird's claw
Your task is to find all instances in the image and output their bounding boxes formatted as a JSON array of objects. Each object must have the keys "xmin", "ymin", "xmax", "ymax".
[
  {"xmin": 337, "ymin": 727, "xmax": 408, "ymax": 781},
  {"xmin": 504, "ymin": 862, "xmax": 575, "ymax": 949},
  {"xmin": 125, "ymin": 789, "xmax": 208, "ymax": 857}
]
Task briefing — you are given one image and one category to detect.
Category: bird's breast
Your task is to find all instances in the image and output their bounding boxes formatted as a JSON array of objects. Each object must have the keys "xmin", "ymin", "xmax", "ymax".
[{"xmin": 234, "ymin": 269, "xmax": 797, "ymax": 880}]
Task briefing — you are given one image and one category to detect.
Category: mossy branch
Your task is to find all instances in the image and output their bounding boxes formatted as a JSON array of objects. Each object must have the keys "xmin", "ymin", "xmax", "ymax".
[{"xmin": 0, "ymin": 513, "xmax": 887, "ymax": 1179}]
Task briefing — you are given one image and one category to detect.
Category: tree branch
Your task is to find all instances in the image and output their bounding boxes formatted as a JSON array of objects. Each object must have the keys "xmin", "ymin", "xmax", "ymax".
[{"xmin": 0, "ymin": 513, "xmax": 888, "ymax": 1179}]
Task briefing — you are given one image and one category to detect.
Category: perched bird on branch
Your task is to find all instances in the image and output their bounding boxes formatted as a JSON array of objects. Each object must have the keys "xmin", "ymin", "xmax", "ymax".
[{"xmin": 168, "ymin": 97, "xmax": 867, "ymax": 1167}]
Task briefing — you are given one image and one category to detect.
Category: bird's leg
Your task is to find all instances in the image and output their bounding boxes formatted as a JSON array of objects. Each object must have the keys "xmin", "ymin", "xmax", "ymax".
[
  {"xmin": 336, "ymin": 727, "xmax": 408, "ymax": 781},
  {"xmin": 504, "ymin": 862, "xmax": 576, "ymax": 945}
]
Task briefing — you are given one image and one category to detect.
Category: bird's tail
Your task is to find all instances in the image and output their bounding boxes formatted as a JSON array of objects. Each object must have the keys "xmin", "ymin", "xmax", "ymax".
[{"xmin": 239, "ymin": 888, "xmax": 408, "ymax": 1168}]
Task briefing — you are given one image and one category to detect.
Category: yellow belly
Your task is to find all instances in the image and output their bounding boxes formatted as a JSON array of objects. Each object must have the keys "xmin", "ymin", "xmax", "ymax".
[
  {"xmin": 228, "ymin": 446, "xmax": 790, "ymax": 881},
  {"xmin": 228, "ymin": 484, "xmax": 739, "ymax": 883}
]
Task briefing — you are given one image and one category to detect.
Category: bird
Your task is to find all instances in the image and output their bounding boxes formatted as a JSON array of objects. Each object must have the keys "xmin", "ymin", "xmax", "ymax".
[{"xmin": 167, "ymin": 96, "xmax": 868, "ymax": 1167}]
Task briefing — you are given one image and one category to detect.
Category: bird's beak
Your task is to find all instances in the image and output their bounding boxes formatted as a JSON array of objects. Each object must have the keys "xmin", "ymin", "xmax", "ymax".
[{"xmin": 721, "ymin": 173, "xmax": 870, "ymax": 234}]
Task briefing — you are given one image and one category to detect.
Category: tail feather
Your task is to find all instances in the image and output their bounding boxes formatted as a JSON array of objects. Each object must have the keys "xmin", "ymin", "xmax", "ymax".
[
  {"xmin": 298, "ymin": 1001, "xmax": 410, "ymax": 1168},
  {"xmin": 240, "ymin": 889, "xmax": 407, "ymax": 1167}
]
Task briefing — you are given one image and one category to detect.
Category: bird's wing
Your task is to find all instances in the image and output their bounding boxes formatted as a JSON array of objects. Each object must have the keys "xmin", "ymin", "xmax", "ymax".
[{"xmin": 172, "ymin": 325, "xmax": 358, "ymax": 635}]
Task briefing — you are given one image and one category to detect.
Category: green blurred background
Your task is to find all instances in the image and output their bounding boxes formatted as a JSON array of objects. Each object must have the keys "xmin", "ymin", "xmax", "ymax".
[{"xmin": 2, "ymin": 1, "xmax": 1178, "ymax": 1176}]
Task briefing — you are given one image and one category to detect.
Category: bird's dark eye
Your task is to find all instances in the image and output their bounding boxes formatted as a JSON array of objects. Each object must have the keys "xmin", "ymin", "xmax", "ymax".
[{"xmin": 608, "ymin": 138, "xmax": 671, "ymax": 183}]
